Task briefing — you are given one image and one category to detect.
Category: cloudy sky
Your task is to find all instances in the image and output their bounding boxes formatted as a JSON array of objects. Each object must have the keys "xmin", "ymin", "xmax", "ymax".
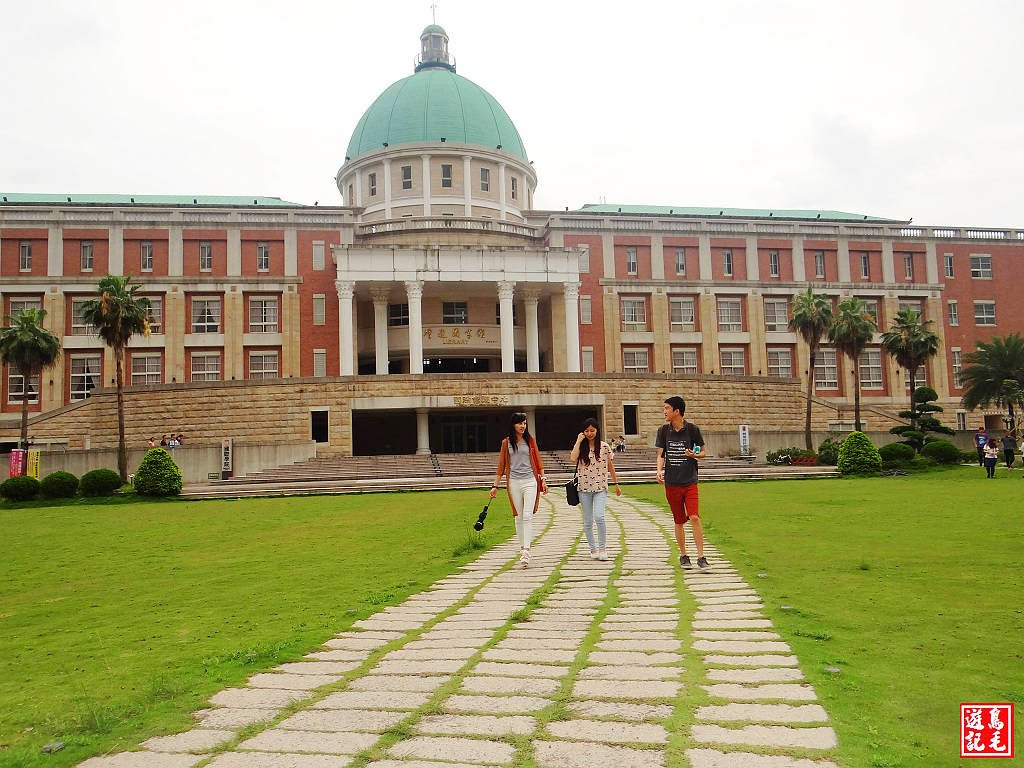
[{"xmin": 3, "ymin": 0, "xmax": 1023, "ymax": 226}]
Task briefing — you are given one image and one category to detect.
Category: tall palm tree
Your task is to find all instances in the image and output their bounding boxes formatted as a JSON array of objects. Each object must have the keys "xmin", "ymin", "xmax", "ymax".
[
  {"xmin": 0, "ymin": 308, "xmax": 62, "ymax": 460},
  {"xmin": 880, "ymin": 309, "xmax": 939, "ymax": 431},
  {"xmin": 960, "ymin": 333, "xmax": 1024, "ymax": 436},
  {"xmin": 788, "ymin": 287, "xmax": 834, "ymax": 449},
  {"xmin": 829, "ymin": 297, "xmax": 877, "ymax": 432},
  {"xmin": 81, "ymin": 275, "xmax": 151, "ymax": 482}
]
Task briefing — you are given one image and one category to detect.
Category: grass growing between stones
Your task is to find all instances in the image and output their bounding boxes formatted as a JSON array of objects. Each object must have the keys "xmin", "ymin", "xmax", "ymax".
[
  {"xmin": 625, "ymin": 467, "xmax": 1024, "ymax": 768},
  {"xmin": 0, "ymin": 489, "xmax": 515, "ymax": 768}
]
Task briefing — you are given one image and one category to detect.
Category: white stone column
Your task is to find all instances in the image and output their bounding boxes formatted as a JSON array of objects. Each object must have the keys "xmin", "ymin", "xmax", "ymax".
[
  {"xmin": 698, "ymin": 233, "xmax": 712, "ymax": 280},
  {"xmin": 383, "ymin": 158, "xmax": 392, "ymax": 219},
  {"xmin": 371, "ymin": 287, "xmax": 390, "ymax": 375},
  {"xmin": 925, "ymin": 241, "xmax": 939, "ymax": 284},
  {"xmin": 563, "ymin": 281, "xmax": 582, "ymax": 373},
  {"xmin": 498, "ymin": 281, "xmax": 516, "ymax": 373},
  {"xmin": 523, "ymin": 288, "xmax": 541, "ymax": 372},
  {"xmin": 416, "ymin": 408, "xmax": 431, "ymax": 454},
  {"xmin": 108, "ymin": 225, "xmax": 124, "ymax": 275},
  {"xmin": 421, "ymin": 155, "xmax": 431, "ymax": 216},
  {"xmin": 525, "ymin": 407, "xmax": 537, "ymax": 439},
  {"xmin": 837, "ymin": 238, "xmax": 851, "ymax": 282},
  {"xmin": 651, "ymin": 234, "xmax": 665, "ymax": 280},
  {"xmin": 227, "ymin": 228, "xmax": 241, "ymax": 276},
  {"xmin": 792, "ymin": 236, "xmax": 806, "ymax": 281},
  {"xmin": 47, "ymin": 223, "xmax": 63, "ymax": 276},
  {"xmin": 406, "ymin": 280, "xmax": 424, "ymax": 374},
  {"xmin": 336, "ymin": 280, "xmax": 355, "ymax": 376},
  {"xmin": 463, "ymin": 156, "xmax": 473, "ymax": 216},
  {"xmin": 498, "ymin": 162, "xmax": 507, "ymax": 220},
  {"xmin": 745, "ymin": 235, "xmax": 760, "ymax": 281},
  {"xmin": 881, "ymin": 240, "xmax": 896, "ymax": 283}
]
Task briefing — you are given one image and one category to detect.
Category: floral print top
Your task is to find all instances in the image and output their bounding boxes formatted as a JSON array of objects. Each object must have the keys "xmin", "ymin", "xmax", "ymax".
[{"xmin": 576, "ymin": 441, "xmax": 611, "ymax": 492}]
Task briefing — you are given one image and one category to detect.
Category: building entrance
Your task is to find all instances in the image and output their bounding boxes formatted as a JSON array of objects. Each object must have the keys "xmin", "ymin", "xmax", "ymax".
[{"xmin": 440, "ymin": 417, "xmax": 489, "ymax": 453}]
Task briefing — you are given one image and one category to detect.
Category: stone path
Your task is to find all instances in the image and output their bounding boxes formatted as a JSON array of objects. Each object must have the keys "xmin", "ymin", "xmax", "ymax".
[{"xmin": 78, "ymin": 493, "xmax": 840, "ymax": 768}]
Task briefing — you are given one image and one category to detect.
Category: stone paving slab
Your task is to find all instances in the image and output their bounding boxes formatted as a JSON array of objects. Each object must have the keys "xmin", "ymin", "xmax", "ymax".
[
  {"xmin": 695, "ymin": 703, "xmax": 829, "ymax": 723},
  {"xmin": 588, "ymin": 650, "xmax": 680, "ymax": 665},
  {"xmin": 443, "ymin": 694, "xmax": 551, "ymax": 714},
  {"xmin": 275, "ymin": 661, "xmax": 361, "ymax": 675},
  {"xmin": 78, "ymin": 755, "xmax": 204, "ymax": 768},
  {"xmin": 573, "ymin": 679, "xmax": 681, "ymax": 700},
  {"xmin": 417, "ymin": 713, "xmax": 536, "ymax": 736},
  {"xmin": 322, "ymin": 636, "xmax": 396, "ymax": 650},
  {"xmin": 697, "ymin": 595, "xmax": 763, "ymax": 605},
  {"xmin": 703, "ymin": 654, "xmax": 799, "ymax": 667},
  {"xmin": 366, "ymin": 762, "xmax": 490, "ymax": 768},
  {"xmin": 495, "ymin": 636, "xmax": 580, "ymax": 650},
  {"xmin": 703, "ymin": 683, "xmax": 817, "ymax": 701},
  {"xmin": 313, "ymin": 690, "xmax": 431, "ymax": 710},
  {"xmin": 238, "ymin": 729, "xmax": 377, "ymax": 754},
  {"xmin": 694, "ymin": 640, "xmax": 791, "ymax": 653},
  {"xmin": 693, "ymin": 619, "xmax": 774, "ymax": 629},
  {"xmin": 472, "ymin": 661, "xmax": 567, "ymax": 678},
  {"xmin": 707, "ymin": 667, "xmax": 804, "ymax": 683},
  {"xmin": 141, "ymin": 729, "xmax": 234, "ymax": 753},
  {"xmin": 685, "ymin": 750, "xmax": 839, "ymax": 768},
  {"xmin": 350, "ymin": 674, "xmax": 449, "ymax": 691},
  {"xmin": 534, "ymin": 739, "xmax": 666, "ymax": 768},
  {"xmin": 462, "ymin": 675, "xmax": 560, "ymax": 695},
  {"xmin": 194, "ymin": 707, "xmax": 279, "ymax": 729},
  {"xmin": 567, "ymin": 700, "xmax": 674, "ymax": 721},
  {"xmin": 305, "ymin": 650, "xmax": 369, "ymax": 662},
  {"xmin": 388, "ymin": 648, "xmax": 478, "ymax": 660},
  {"xmin": 481, "ymin": 648, "xmax": 574, "ymax": 663},
  {"xmin": 599, "ymin": 630, "xmax": 679, "ymax": 640},
  {"xmin": 694, "ymin": 610, "xmax": 765, "ymax": 620},
  {"xmin": 372, "ymin": 659, "xmax": 465, "ymax": 675},
  {"xmin": 352, "ymin": 620, "xmax": 424, "ymax": 631},
  {"xmin": 578, "ymin": 665, "xmax": 679, "ymax": 681},
  {"xmin": 692, "ymin": 724, "xmax": 837, "ymax": 749},
  {"xmin": 210, "ymin": 688, "xmax": 310, "ymax": 709},
  {"xmin": 207, "ymin": 753, "xmax": 350, "ymax": 767},
  {"xmin": 248, "ymin": 673, "xmax": 341, "ymax": 690},
  {"xmin": 596, "ymin": 639, "xmax": 681, "ymax": 652},
  {"xmin": 389, "ymin": 735, "xmax": 515, "ymax": 764},
  {"xmin": 278, "ymin": 709, "xmax": 407, "ymax": 732},
  {"xmin": 693, "ymin": 631, "xmax": 781, "ymax": 641},
  {"xmin": 547, "ymin": 718, "xmax": 668, "ymax": 744},
  {"xmin": 418, "ymin": 630, "xmax": 494, "ymax": 641}
]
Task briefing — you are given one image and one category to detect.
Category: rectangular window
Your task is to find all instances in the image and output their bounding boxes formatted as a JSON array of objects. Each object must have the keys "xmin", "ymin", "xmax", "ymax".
[
  {"xmin": 401, "ymin": 165, "xmax": 412, "ymax": 190},
  {"xmin": 620, "ymin": 297, "xmax": 647, "ymax": 331},
  {"xmin": 130, "ymin": 354, "xmax": 161, "ymax": 385},
  {"xmin": 81, "ymin": 242, "xmax": 94, "ymax": 271},
  {"xmin": 257, "ymin": 242, "xmax": 270, "ymax": 272},
  {"xmin": 441, "ymin": 164, "xmax": 453, "ymax": 188},
  {"xmin": 898, "ymin": 299, "xmax": 923, "ymax": 317},
  {"xmin": 480, "ymin": 167, "xmax": 490, "ymax": 192},
  {"xmin": 141, "ymin": 242, "xmax": 153, "ymax": 271},
  {"xmin": 669, "ymin": 297, "xmax": 695, "ymax": 331},
  {"xmin": 906, "ymin": 363, "xmax": 928, "ymax": 390},
  {"xmin": 623, "ymin": 348, "xmax": 649, "ymax": 373},
  {"xmin": 442, "ymin": 301, "xmax": 467, "ymax": 324},
  {"xmin": 494, "ymin": 302, "xmax": 520, "ymax": 325},
  {"xmin": 313, "ymin": 349, "xmax": 327, "ymax": 378},
  {"xmin": 957, "ymin": 410, "xmax": 967, "ymax": 431},
  {"xmin": 190, "ymin": 352, "xmax": 221, "ymax": 382},
  {"xmin": 146, "ymin": 296, "xmax": 162, "ymax": 334},
  {"xmin": 764, "ymin": 298, "xmax": 789, "ymax": 332},
  {"xmin": 19, "ymin": 242, "xmax": 32, "ymax": 271},
  {"xmin": 952, "ymin": 348, "xmax": 963, "ymax": 388},
  {"xmin": 860, "ymin": 252, "xmax": 871, "ymax": 280},
  {"xmin": 191, "ymin": 297, "xmax": 222, "ymax": 333},
  {"xmin": 948, "ymin": 300, "xmax": 959, "ymax": 326},
  {"xmin": 814, "ymin": 251, "xmax": 826, "ymax": 279},
  {"xmin": 904, "ymin": 253, "xmax": 914, "ymax": 280},
  {"xmin": 7, "ymin": 365, "xmax": 40, "ymax": 404},
  {"xmin": 578, "ymin": 248, "xmax": 590, "ymax": 273},
  {"xmin": 974, "ymin": 301, "xmax": 996, "ymax": 326},
  {"xmin": 970, "ymin": 254, "xmax": 993, "ymax": 278},
  {"xmin": 368, "ymin": 172, "xmax": 377, "ymax": 197},
  {"xmin": 766, "ymin": 348, "xmax": 792, "ymax": 378},
  {"xmin": 675, "ymin": 248, "xmax": 686, "ymax": 275},
  {"xmin": 312, "ymin": 294, "xmax": 326, "ymax": 326},
  {"xmin": 200, "ymin": 241, "xmax": 213, "ymax": 271},
  {"xmin": 944, "ymin": 253, "xmax": 954, "ymax": 278},
  {"xmin": 312, "ymin": 242, "xmax": 325, "ymax": 271},
  {"xmin": 510, "ymin": 176, "xmax": 517, "ymax": 200},
  {"xmin": 860, "ymin": 298, "xmax": 879, "ymax": 324},
  {"xmin": 9, "ymin": 298, "xmax": 42, "ymax": 314},
  {"xmin": 717, "ymin": 297, "xmax": 742, "ymax": 331},
  {"xmin": 70, "ymin": 354, "xmax": 101, "ymax": 400},
  {"xmin": 672, "ymin": 347, "xmax": 698, "ymax": 374},
  {"xmin": 249, "ymin": 297, "xmax": 279, "ymax": 333},
  {"xmin": 249, "ymin": 351, "xmax": 279, "ymax": 379},
  {"xmin": 579, "ymin": 295, "xmax": 592, "ymax": 325},
  {"xmin": 723, "ymin": 249, "xmax": 733, "ymax": 276},
  {"xmin": 71, "ymin": 299, "xmax": 91, "ymax": 335},
  {"xmin": 815, "ymin": 348, "xmax": 839, "ymax": 389},
  {"xmin": 720, "ymin": 348, "xmax": 746, "ymax": 376},
  {"xmin": 768, "ymin": 250, "xmax": 780, "ymax": 277},
  {"xmin": 860, "ymin": 349, "xmax": 883, "ymax": 390},
  {"xmin": 388, "ymin": 303, "xmax": 409, "ymax": 327},
  {"xmin": 623, "ymin": 403, "xmax": 639, "ymax": 435},
  {"xmin": 581, "ymin": 347, "xmax": 594, "ymax": 373},
  {"xmin": 626, "ymin": 247, "xmax": 638, "ymax": 275}
]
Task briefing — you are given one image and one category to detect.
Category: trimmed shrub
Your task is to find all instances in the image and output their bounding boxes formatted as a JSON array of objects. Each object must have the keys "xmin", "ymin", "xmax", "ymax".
[
  {"xmin": 40, "ymin": 471, "xmax": 79, "ymax": 499},
  {"xmin": 817, "ymin": 436, "xmax": 842, "ymax": 466},
  {"xmin": 80, "ymin": 468, "xmax": 123, "ymax": 497},
  {"xmin": 1, "ymin": 475, "xmax": 40, "ymax": 502},
  {"xmin": 837, "ymin": 431, "xmax": 882, "ymax": 475},
  {"xmin": 766, "ymin": 447, "xmax": 817, "ymax": 465},
  {"xmin": 921, "ymin": 439, "xmax": 962, "ymax": 465},
  {"xmin": 879, "ymin": 442, "xmax": 915, "ymax": 464},
  {"xmin": 134, "ymin": 448, "xmax": 183, "ymax": 497},
  {"xmin": 960, "ymin": 449, "xmax": 979, "ymax": 465}
]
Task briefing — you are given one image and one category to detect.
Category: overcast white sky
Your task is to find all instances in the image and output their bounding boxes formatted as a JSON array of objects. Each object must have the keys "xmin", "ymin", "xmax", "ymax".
[{"xmin": 3, "ymin": 0, "xmax": 1023, "ymax": 226}]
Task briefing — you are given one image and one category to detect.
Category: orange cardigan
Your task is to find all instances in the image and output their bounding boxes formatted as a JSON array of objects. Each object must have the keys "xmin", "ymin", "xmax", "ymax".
[{"xmin": 496, "ymin": 436, "xmax": 546, "ymax": 517}]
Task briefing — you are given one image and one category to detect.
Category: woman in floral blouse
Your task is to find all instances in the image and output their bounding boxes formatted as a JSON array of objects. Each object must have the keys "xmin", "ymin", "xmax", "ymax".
[{"xmin": 570, "ymin": 417, "xmax": 621, "ymax": 561}]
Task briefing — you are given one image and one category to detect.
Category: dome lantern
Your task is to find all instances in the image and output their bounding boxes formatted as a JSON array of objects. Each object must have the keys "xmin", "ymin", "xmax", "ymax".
[{"xmin": 416, "ymin": 24, "xmax": 454, "ymax": 72}]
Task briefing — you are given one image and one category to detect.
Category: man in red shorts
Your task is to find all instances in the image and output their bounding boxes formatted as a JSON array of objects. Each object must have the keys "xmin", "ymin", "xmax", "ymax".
[{"xmin": 655, "ymin": 396, "xmax": 710, "ymax": 572}]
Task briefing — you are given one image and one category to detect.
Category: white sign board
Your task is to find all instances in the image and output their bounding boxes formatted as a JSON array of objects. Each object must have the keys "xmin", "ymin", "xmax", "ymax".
[{"xmin": 738, "ymin": 424, "xmax": 751, "ymax": 456}]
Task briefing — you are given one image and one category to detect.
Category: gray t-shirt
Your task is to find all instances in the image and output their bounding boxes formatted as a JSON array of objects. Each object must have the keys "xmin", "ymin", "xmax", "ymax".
[
  {"xmin": 508, "ymin": 440, "xmax": 534, "ymax": 478},
  {"xmin": 656, "ymin": 422, "xmax": 705, "ymax": 487},
  {"xmin": 1002, "ymin": 435, "xmax": 1017, "ymax": 450}
]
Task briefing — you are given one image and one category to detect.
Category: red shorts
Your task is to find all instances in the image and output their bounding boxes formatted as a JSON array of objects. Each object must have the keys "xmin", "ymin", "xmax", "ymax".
[{"xmin": 665, "ymin": 484, "xmax": 699, "ymax": 524}]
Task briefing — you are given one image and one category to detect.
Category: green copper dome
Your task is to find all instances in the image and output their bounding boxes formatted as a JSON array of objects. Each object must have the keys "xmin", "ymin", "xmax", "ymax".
[{"xmin": 345, "ymin": 68, "xmax": 529, "ymax": 163}]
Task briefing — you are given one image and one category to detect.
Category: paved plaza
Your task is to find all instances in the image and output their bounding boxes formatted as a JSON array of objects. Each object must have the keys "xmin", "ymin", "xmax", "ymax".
[{"xmin": 78, "ymin": 493, "xmax": 838, "ymax": 768}]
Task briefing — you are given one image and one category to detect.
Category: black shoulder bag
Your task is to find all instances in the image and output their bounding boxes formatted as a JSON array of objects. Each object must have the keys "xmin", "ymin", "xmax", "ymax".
[{"xmin": 565, "ymin": 456, "xmax": 581, "ymax": 506}]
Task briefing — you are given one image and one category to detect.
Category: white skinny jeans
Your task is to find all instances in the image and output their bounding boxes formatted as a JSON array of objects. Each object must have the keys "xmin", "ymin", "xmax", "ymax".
[{"xmin": 508, "ymin": 476, "xmax": 538, "ymax": 550}]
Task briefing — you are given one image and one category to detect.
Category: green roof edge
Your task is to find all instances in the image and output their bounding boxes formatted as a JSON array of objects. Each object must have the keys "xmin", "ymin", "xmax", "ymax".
[{"xmin": 575, "ymin": 203, "xmax": 901, "ymax": 223}]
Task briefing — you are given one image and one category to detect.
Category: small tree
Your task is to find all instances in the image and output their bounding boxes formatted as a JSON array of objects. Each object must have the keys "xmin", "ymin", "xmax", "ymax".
[
  {"xmin": 837, "ymin": 431, "xmax": 882, "ymax": 475},
  {"xmin": 0, "ymin": 308, "xmax": 62, "ymax": 461},
  {"xmin": 829, "ymin": 297, "xmax": 877, "ymax": 432},
  {"xmin": 880, "ymin": 309, "xmax": 939, "ymax": 436},
  {"xmin": 789, "ymin": 287, "xmax": 834, "ymax": 450},
  {"xmin": 960, "ymin": 333, "xmax": 1024, "ymax": 441},
  {"xmin": 890, "ymin": 385, "xmax": 955, "ymax": 451}
]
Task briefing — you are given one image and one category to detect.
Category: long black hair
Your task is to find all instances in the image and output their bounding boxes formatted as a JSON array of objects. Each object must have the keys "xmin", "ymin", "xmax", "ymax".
[
  {"xmin": 508, "ymin": 412, "xmax": 531, "ymax": 451},
  {"xmin": 579, "ymin": 417, "xmax": 602, "ymax": 465}
]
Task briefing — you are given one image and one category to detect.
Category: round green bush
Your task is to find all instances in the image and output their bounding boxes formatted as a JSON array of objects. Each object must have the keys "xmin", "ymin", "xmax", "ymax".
[
  {"xmin": 920, "ymin": 439, "xmax": 962, "ymax": 465},
  {"xmin": 134, "ymin": 448, "xmax": 183, "ymax": 496},
  {"xmin": 80, "ymin": 468, "xmax": 124, "ymax": 497},
  {"xmin": 1, "ymin": 475, "xmax": 41, "ymax": 501},
  {"xmin": 40, "ymin": 471, "xmax": 79, "ymax": 498},
  {"xmin": 960, "ymin": 449, "xmax": 979, "ymax": 464},
  {"xmin": 817, "ymin": 436, "xmax": 842, "ymax": 466},
  {"xmin": 837, "ymin": 431, "xmax": 882, "ymax": 475},
  {"xmin": 879, "ymin": 442, "xmax": 915, "ymax": 464}
]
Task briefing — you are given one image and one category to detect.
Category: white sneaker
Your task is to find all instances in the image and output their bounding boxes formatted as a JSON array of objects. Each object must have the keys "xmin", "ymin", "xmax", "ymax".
[
  {"xmin": 590, "ymin": 551, "xmax": 599, "ymax": 560},
  {"xmin": 597, "ymin": 551, "xmax": 608, "ymax": 561},
  {"xmin": 520, "ymin": 550, "xmax": 531, "ymax": 568}
]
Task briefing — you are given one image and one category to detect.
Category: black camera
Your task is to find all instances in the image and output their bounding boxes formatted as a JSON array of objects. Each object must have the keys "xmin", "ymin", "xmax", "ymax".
[{"xmin": 473, "ymin": 509, "xmax": 487, "ymax": 531}]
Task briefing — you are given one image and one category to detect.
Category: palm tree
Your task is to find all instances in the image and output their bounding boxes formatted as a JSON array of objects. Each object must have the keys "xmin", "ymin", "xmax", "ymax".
[
  {"xmin": 81, "ymin": 275, "xmax": 151, "ymax": 482},
  {"xmin": 880, "ymin": 309, "xmax": 939, "ymax": 431},
  {"xmin": 788, "ymin": 287, "xmax": 834, "ymax": 449},
  {"xmin": 960, "ymin": 333, "xmax": 1024, "ymax": 436},
  {"xmin": 829, "ymin": 297, "xmax": 877, "ymax": 432},
  {"xmin": 0, "ymin": 309, "xmax": 62, "ymax": 461}
]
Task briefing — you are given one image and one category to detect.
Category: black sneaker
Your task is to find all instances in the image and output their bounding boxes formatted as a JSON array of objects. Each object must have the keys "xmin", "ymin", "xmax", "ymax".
[
  {"xmin": 697, "ymin": 556, "xmax": 712, "ymax": 573},
  {"xmin": 679, "ymin": 555, "xmax": 693, "ymax": 569}
]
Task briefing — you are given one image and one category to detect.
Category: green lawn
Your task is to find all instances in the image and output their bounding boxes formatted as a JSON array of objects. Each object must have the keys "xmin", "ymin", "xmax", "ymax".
[
  {"xmin": 627, "ymin": 466, "xmax": 1024, "ymax": 768},
  {"xmin": 0, "ymin": 491, "xmax": 513, "ymax": 768}
]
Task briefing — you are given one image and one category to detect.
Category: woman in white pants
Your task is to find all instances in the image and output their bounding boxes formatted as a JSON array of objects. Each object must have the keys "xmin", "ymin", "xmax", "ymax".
[
  {"xmin": 570, "ymin": 417, "xmax": 621, "ymax": 561},
  {"xmin": 491, "ymin": 412, "xmax": 548, "ymax": 567}
]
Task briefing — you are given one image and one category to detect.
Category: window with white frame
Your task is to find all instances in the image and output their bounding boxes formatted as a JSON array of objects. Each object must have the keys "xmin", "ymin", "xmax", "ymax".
[
  {"xmin": 70, "ymin": 354, "xmax": 101, "ymax": 400},
  {"xmin": 441, "ymin": 164, "xmax": 453, "ymax": 188},
  {"xmin": 947, "ymin": 300, "xmax": 959, "ymax": 326},
  {"xmin": 249, "ymin": 351, "xmax": 279, "ymax": 379},
  {"xmin": 944, "ymin": 253, "xmax": 954, "ymax": 278},
  {"xmin": 859, "ymin": 349, "xmax": 883, "ymax": 390},
  {"xmin": 717, "ymin": 297, "xmax": 742, "ymax": 331},
  {"xmin": 764, "ymin": 298, "xmax": 789, "ymax": 331},
  {"xmin": 669, "ymin": 297, "xmax": 695, "ymax": 331},
  {"xmin": 312, "ymin": 294, "xmax": 326, "ymax": 326},
  {"xmin": 401, "ymin": 165, "xmax": 412, "ymax": 189},
  {"xmin": 480, "ymin": 167, "xmax": 490, "ymax": 192},
  {"xmin": 19, "ymin": 242, "xmax": 32, "ymax": 271},
  {"xmin": 141, "ymin": 241, "xmax": 153, "ymax": 271},
  {"xmin": 81, "ymin": 242, "xmax": 94, "ymax": 271},
  {"xmin": 974, "ymin": 301, "xmax": 996, "ymax": 326},
  {"xmin": 952, "ymin": 348, "xmax": 963, "ymax": 388},
  {"xmin": 970, "ymin": 254, "xmax": 992, "ymax": 278},
  {"xmin": 675, "ymin": 249, "xmax": 686, "ymax": 275},
  {"xmin": 257, "ymin": 242, "xmax": 270, "ymax": 271},
  {"xmin": 199, "ymin": 241, "xmax": 213, "ymax": 271},
  {"xmin": 768, "ymin": 250, "xmax": 780, "ymax": 277},
  {"xmin": 131, "ymin": 354, "xmax": 161, "ymax": 385},
  {"xmin": 388, "ymin": 303, "xmax": 409, "ymax": 326},
  {"xmin": 672, "ymin": 347, "xmax": 698, "ymax": 374},
  {"xmin": 722, "ymin": 249, "xmax": 733, "ymax": 276},
  {"xmin": 146, "ymin": 296, "xmax": 162, "ymax": 334},
  {"xmin": 905, "ymin": 363, "xmax": 927, "ymax": 390},
  {"xmin": 625, "ymin": 247, "xmax": 638, "ymax": 275},
  {"xmin": 368, "ymin": 172, "xmax": 377, "ymax": 197},
  {"xmin": 581, "ymin": 347, "xmax": 594, "ymax": 373},
  {"xmin": 191, "ymin": 297, "xmax": 221, "ymax": 333},
  {"xmin": 9, "ymin": 298, "xmax": 41, "ymax": 314},
  {"xmin": 312, "ymin": 242, "xmax": 325, "ymax": 271},
  {"xmin": 621, "ymin": 297, "xmax": 647, "ymax": 331},
  {"xmin": 579, "ymin": 295, "xmax": 592, "ymax": 324},
  {"xmin": 860, "ymin": 252, "xmax": 871, "ymax": 280},
  {"xmin": 814, "ymin": 348, "xmax": 838, "ymax": 389},
  {"xmin": 766, "ymin": 348, "xmax": 792, "ymax": 378},
  {"xmin": 860, "ymin": 298, "xmax": 879, "ymax": 324},
  {"xmin": 71, "ymin": 299, "xmax": 91, "ymax": 335},
  {"xmin": 903, "ymin": 253, "xmax": 914, "ymax": 280},
  {"xmin": 814, "ymin": 251, "xmax": 826, "ymax": 278},
  {"xmin": 190, "ymin": 352, "xmax": 220, "ymax": 382},
  {"xmin": 510, "ymin": 176, "xmax": 517, "ymax": 199},
  {"xmin": 623, "ymin": 347, "xmax": 649, "ymax": 373},
  {"xmin": 720, "ymin": 348, "xmax": 746, "ymax": 376},
  {"xmin": 898, "ymin": 299, "xmax": 923, "ymax": 317},
  {"xmin": 313, "ymin": 349, "xmax": 327, "ymax": 378},
  {"xmin": 7, "ymin": 364, "xmax": 39, "ymax": 404},
  {"xmin": 578, "ymin": 248, "xmax": 590, "ymax": 273},
  {"xmin": 249, "ymin": 296, "xmax": 279, "ymax": 333},
  {"xmin": 442, "ymin": 301, "xmax": 467, "ymax": 324},
  {"xmin": 956, "ymin": 411, "xmax": 967, "ymax": 431}
]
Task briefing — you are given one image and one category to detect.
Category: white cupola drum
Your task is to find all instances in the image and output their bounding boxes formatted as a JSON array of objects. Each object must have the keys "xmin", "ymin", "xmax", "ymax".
[{"xmin": 417, "ymin": 24, "xmax": 453, "ymax": 71}]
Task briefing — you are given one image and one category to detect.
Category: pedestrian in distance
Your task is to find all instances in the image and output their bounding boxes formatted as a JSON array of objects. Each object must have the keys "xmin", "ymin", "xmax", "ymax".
[
  {"xmin": 656, "ymin": 396, "xmax": 710, "ymax": 572},
  {"xmin": 160, "ymin": 434, "xmax": 168, "ymax": 447},
  {"xmin": 491, "ymin": 412, "xmax": 548, "ymax": 568},
  {"xmin": 147, "ymin": 436, "xmax": 156, "ymax": 448},
  {"xmin": 983, "ymin": 439, "xmax": 1000, "ymax": 478},
  {"xmin": 1001, "ymin": 430, "xmax": 1016, "ymax": 469},
  {"xmin": 974, "ymin": 426, "xmax": 988, "ymax": 467},
  {"xmin": 570, "ymin": 417, "xmax": 621, "ymax": 562}
]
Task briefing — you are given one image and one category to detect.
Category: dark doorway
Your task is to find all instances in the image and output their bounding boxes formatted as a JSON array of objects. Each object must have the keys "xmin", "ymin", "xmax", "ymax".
[
  {"xmin": 311, "ymin": 410, "xmax": 329, "ymax": 443},
  {"xmin": 422, "ymin": 357, "xmax": 492, "ymax": 373},
  {"xmin": 534, "ymin": 406, "xmax": 601, "ymax": 449},
  {"xmin": 438, "ymin": 416, "xmax": 489, "ymax": 453},
  {"xmin": 353, "ymin": 411, "xmax": 418, "ymax": 454}
]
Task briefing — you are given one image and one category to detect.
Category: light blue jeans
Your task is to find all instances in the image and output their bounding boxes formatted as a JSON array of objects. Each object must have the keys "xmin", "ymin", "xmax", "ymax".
[{"xmin": 579, "ymin": 490, "xmax": 607, "ymax": 551}]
